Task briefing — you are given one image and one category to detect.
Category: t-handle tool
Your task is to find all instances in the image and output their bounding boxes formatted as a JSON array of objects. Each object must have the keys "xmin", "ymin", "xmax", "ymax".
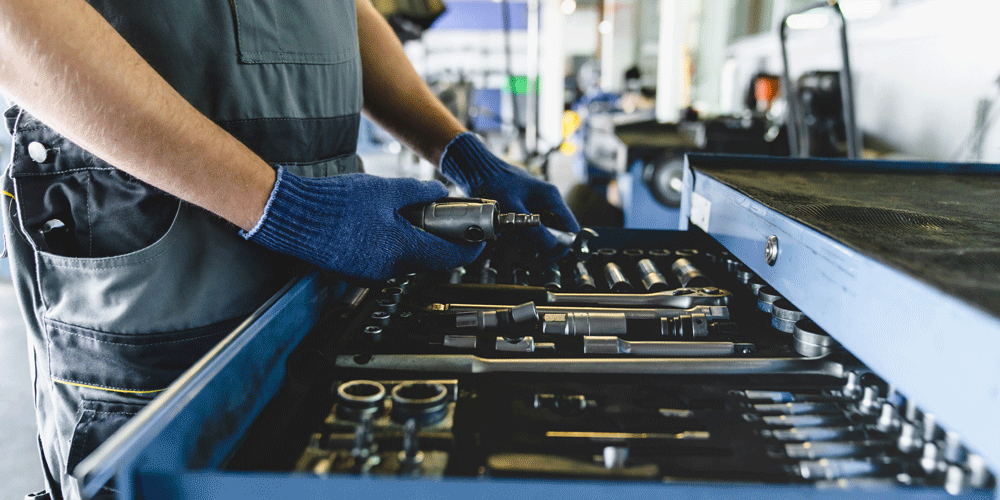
[{"xmin": 401, "ymin": 197, "xmax": 540, "ymax": 243}]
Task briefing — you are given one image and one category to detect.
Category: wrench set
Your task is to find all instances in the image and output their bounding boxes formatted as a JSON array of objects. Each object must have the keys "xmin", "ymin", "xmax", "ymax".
[{"xmin": 244, "ymin": 232, "xmax": 994, "ymax": 494}]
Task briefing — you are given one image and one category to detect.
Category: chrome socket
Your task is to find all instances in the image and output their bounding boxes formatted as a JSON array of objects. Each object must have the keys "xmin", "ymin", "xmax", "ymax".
[
  {"xmin": 336, "ymin": 380, "xmax": 387, "ymax": 421},
  {"xmin": 390, "ymin": 382, "xmax": 449, "ymax": 426}
]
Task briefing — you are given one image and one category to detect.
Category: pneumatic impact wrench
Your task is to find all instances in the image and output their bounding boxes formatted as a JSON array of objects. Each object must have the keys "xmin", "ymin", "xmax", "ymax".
[{"xmin": 400, "ymin": 197, "xmax": 541, "ymax": 243}]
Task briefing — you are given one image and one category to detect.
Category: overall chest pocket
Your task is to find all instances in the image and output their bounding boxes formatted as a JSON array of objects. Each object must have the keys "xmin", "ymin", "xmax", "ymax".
[{"xmin": 231, "ymin": 0, "xmax": 359, "ymax": 65}]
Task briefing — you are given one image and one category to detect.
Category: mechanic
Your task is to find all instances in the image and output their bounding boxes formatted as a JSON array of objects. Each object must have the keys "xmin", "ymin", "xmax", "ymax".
[{"xmin": 0, "ymin": 0, "xmax": 579, "ymax": 498}]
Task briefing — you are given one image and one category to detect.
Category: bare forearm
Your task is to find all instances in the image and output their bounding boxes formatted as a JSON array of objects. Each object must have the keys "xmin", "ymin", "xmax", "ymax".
[
  {"xmin": 0, "ymin": 0, "xmax": 274, "ymax": 230},
  {"xmin": 356, "ymin": 0, "xmax": 465, "ymax": 165}
]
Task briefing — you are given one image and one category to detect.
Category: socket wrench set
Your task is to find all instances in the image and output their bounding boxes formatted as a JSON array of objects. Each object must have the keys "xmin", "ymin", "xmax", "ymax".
[{"xmin": 232, "ymin": 230, "xmax": 995, "ymax": 495}]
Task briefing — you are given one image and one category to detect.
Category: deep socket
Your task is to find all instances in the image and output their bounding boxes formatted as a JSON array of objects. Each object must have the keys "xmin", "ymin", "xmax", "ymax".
[
  {"xmin": 757, "ymin": 287, "xmax": 782, "ymax": 314},
  {"xmin": 671, "ymin": 258, "xmax": 714, "ymax": 288},
  {"xmin": 772, "ymin": 299, "xmax": 806, "ymax": 333},
  {"xmin": 542, "ymin": 263, "xmax": 562, "ymax": 291},
  {"xmin": 574, "ymin": 261, "xmax": 597, "ymax": 291},
  {"xmin": 637, "ymin": 259, "xmax": 671, "ymax": 292},
  {"xmin": 604, "ymin": 263, "xmax": 634, "ymax": 293},
  {"xmin": 447, "ymin": 267, "xmax": 466, "ymax": 284},
  {"xmin": 479, "ymin": 259, "xmax": 498, "ymax": 284}
]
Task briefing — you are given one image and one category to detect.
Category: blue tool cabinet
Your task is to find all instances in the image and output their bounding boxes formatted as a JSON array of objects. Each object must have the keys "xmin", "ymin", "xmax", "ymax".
[{"xmin": 75, "ymin": 154, "xmax": 999, "ymax": 499}]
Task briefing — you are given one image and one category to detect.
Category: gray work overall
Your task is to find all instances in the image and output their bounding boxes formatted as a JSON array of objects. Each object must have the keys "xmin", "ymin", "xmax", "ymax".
[{"xmin": 1, "ymin": 1, "xmax": 362, "ymax": 498}]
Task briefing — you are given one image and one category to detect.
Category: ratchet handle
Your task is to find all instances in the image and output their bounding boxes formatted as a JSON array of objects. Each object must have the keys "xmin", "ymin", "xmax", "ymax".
[{"xmin": 400, "ymin": 197, "xmax": 499, "ymax": 243}]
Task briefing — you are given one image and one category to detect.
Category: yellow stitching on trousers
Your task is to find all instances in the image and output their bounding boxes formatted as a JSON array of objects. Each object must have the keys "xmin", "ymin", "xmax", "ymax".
[{"xmin": 52, "ymin": 377, "xmax": 166, "ymax": 394}]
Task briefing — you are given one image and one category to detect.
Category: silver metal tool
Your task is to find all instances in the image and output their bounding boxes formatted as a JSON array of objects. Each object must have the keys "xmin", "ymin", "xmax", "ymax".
[
  {"xmin": 793, "ymin": 319, "xmax": 839, "ymax": 357},
  {"xmin": 442, "ymin": 304, "xmax": 728, "ymax": 328},
  {"xmin": 548, "ymin": 287, "xmax": 730, "ymax": 308},
  {"xmin": 671, "ymin": 258, "xmax": 713, "ymax": 288},
  {"xmin": 757, "ymin": 287, "xmax": 782, "ymax": 314},
  {"xmin": 796, "ymin": 458, "xmax": 899, "ymax": 480},
  {"xmin": 753, "ymin": 402, "xmax": 841, "ymax": 415},
  {"xmin": 448, "ymin": 302, "xmax": 539, "ymax": 330},
  {"xmin": 546, "ymin": 431, "xmax": 710, "ymax": 441},
  {"xmin": 740, "ymin": 390, "xmax": 845, "ymax": 403},
  {"xmin": 422, "ymin": 283, "xmax": 730, "ymax": 308},
  {"xmin": 495, "ymin": 336, "xmax": 555, "ymax": 353},
  {"xmin": 336, "ymin": 355, "xmax": 847, "ymax": 376},
  {"xmin": 390, "ymin": 382, "xmax": 449, "ymax": 426},
  {"xmin": 765, "ymin": 426, "xmax": 866, "ymax": 442},
  {"xmin": 772, "ymin": 299, "xmax": 806, "ymax": 333},
  {"xmin": 734, "ymin": 264, "xmax": 755, "ymax": 285},
  {"xmin": 336, "ymin": 380, "xmax": 387, "ymax": 422},
  {"xmin": 785, "ymin": 440, "xmax": 891, "ymax": 460},
  {"xmin": 535, "ymin": 307, "xmax": 729, "ymax": 338},
  {"xmin": 401, "ymin": 197, "xmax": 540, "ymax": 243},
  {"xmin": 447, "ymin": 267, "xmax": 466, "ymax": 284},
  {"xmin": 762, "ymin": 414, "xmax": 850, "ymax": 427},
  {"xmin": 582, "ymin": 337, "xmax": 749, "ymax": 357},
  {"xmin": 377, "ymin": 299, "xmax": 398, "ymax": 314},
  {"xmin": 542, "ymin": 263, "xmax": 562, "ymax": 291},
  {"xmin": 603, "ymin": 263, "xmax": 634, "ymax": 293},
  {"xmin": 747, "ymin": 276, "xmax": 768, "ymax": 296},
  {"xmin": 479, "ymin": 258, "xmax": 497, "ymax": 284},
  {"xmin": 442, "ymin": 335, "xmax": 477, "ymax": 349},
  {"xmin": 398, "ymin": 419, "xmax": 423, "ymax": 475},
  {"xmin": 573, "ymin": 261, "xmax": 597, "ymax": 291},
  {"xmin": 636, "ymin": 259, "xmax": 670, "ymax": 292},
  {"xmin": 363, "ymin": 326, "xmax": 383, "ymax": 342},
  {"xmin": 875, "ymin": 403, "xmax": 899, "ymax": 433}
]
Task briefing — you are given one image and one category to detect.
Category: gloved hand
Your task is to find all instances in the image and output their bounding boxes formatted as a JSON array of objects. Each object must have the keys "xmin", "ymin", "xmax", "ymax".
[
  {"xmin": 440, "ymin": 132, "xmax": 580, "ymax": 261},
  {"xmin": 243, "ymin": 167, "xmax": 485, "ymax": 283}
]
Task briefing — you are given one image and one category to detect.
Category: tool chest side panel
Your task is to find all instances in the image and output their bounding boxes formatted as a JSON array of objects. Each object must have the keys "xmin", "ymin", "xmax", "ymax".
[
  {"xmin": 685, "ymin": 160, "xmax": 1000, "ymax": 477},
  {"xmin": 73, "ymin": 274, "xmax": 338, "ymax": 499},
  {"xmin": 134, "ymin": 472, "xmax": 989, "ymax": 500}
]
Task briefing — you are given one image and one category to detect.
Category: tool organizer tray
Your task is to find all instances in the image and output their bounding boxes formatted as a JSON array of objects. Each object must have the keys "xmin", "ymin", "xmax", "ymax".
[{"xmin": 223, "ymin": 229, "xmax": 994, "ymax": 496}]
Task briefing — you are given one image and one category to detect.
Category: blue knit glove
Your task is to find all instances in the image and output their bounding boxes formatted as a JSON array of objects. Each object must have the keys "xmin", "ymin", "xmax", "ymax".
[
  {"xmin": 440, "ymin": 133, "xmax": 580, "ymax": 261},
  {"xmin": 243, "ymin": 167, "xmax": 485, "ymax": 283}
]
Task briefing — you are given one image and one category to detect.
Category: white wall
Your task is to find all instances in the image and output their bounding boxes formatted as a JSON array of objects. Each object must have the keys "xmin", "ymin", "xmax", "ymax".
[
  {"xmin": 723, "ymin": 0, "xmax": 1000, "ymax": 162},
  {"xmin": 565, "ymin": 7, "xmax": 599, "ymax": 57}
]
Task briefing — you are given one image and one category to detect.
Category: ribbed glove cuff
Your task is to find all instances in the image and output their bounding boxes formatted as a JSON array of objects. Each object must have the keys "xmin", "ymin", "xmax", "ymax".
[
  {"xmin": 241, "ymin": 166, "xmax": 335, "ymax": 265},
  {"xmin": 440, "ymin": 132, "xmax": 505, "ymax": 194}
]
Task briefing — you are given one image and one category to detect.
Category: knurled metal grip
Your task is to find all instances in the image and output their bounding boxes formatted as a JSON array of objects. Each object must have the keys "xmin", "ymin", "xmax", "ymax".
[{"xmin": 400, "ymin": 197, "xmax": 540, "ymax": 243}]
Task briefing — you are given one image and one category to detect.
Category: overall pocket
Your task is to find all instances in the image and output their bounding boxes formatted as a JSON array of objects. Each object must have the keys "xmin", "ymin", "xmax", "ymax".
[
  {"xmin": 45, "ymin": 316, "xmax": 244, "ymax": 393},
  {"xmin": 9, "ymin": 116, "xmax": 178, "ymax": 259},
  {"xmin": 231, "ymin": 0, "xmax": 359, "ymax": 64},
  {"xmin": 65, "ymin": 399, "xmax": 148, "ymax": 500}
]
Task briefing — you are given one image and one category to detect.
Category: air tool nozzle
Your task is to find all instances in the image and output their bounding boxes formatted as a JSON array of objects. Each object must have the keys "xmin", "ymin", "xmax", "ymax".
[{"xmin": 401, "ymin": 197, "xmax": 540, "ymax": 243}]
